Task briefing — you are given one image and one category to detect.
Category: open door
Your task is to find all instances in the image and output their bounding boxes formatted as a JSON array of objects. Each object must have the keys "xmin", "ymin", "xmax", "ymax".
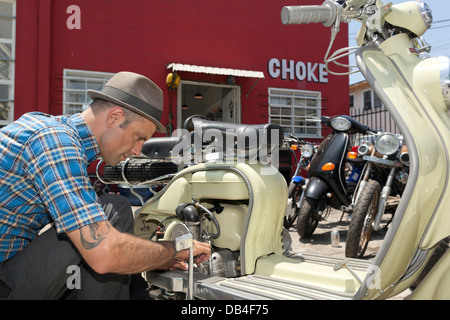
[{"xmin": 177, "ymin": 81, "xmax": 241, "ymax": 129}]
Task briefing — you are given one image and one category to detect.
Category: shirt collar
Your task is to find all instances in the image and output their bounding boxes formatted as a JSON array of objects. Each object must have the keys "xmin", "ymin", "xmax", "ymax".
[{"xmin": 67, "ymin": 113, "xmax": 100, "ymax": 163}]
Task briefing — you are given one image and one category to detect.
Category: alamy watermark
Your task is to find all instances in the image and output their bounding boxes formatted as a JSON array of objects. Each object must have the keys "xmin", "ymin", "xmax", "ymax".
[
  {"xmin": 169, "ymin": 125, "xmax": 281, "ymax": 175},
  {"xmin": 66, "ymin": 5, "xmax": 81, "ymax": 30},
  {"xmin": 66, "ymin": 265, "xmax": 81, "ymax": 290}
]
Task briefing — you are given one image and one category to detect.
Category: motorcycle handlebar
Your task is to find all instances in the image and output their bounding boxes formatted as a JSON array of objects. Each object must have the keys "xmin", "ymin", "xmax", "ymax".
[{"xmin": 281, "ymin": 0, "xmax": 337, "ymax": 27}]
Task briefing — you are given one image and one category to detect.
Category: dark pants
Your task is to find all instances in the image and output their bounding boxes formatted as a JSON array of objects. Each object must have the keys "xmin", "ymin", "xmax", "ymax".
[{"xmin": 0, "ymin": 194, "xmax": 135, "ymax": 300}]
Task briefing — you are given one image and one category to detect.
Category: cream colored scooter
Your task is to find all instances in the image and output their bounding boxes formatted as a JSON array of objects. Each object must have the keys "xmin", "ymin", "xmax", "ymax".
[{"xmin": 129, "ymin": 0, "xmax": 449, "ymax": 300}]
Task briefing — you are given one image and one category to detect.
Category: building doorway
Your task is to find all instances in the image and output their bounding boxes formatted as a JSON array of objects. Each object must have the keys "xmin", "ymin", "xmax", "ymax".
[{"xmin": 177, "ymin": 80, "xmax": 241, "ymax": 129}]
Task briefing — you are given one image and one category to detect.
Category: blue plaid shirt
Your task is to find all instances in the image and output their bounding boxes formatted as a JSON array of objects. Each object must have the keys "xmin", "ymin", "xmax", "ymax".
[{"xmin": 0, "ymin": 112, "xmax": 107, "ymax": 262}]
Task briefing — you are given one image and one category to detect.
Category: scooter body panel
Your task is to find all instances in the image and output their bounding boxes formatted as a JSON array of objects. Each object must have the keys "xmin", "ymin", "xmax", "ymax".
[
  {"xmin": 354, "ymin": 37, "xmax": 450, "ymax": 299},
  {"xmin": 134, "ymin": 161, "xmax": 288, "ymax": 275},
  {"xmin": 306, "ymin": 132, "xmax": 351, "ymax": 206}
]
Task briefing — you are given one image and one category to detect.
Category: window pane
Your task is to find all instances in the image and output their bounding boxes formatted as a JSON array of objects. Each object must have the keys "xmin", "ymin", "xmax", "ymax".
[
  {"xmin": 280, "ymin": 118, "xmax": 291, "ymax": 126},
  {"xmin": 0, "ymin": 17, "xmax": 13, "ymax": 40},
  {"xmin": 0, "ymin": 43, "xmax": 12, "ymax": 59},
  {"xmin": 86, "ymin": 81, "xmax": 104, "ymax": 91},
  {"xmin": 280, "ymin": 107, "xmax": 290, "ymax": 116},
  {"xmin": 0, "ymin": 101, "xmax": 10, "ymax": 121},
  {"xmin": 363, "ymin": 91, "xmax": 372, "ymax": 110},
  {"xmin": 294, "ymin": 108, "xmax": 305, "ymax": 117},
  {"xmin": 271, "ymin": 118, "xmax": 280, "ymax": 125},
  {"xmin": 0, "ymin": 2, "xmax": 13, "ymax": 16},
  {"xmin": 270, "ymin": 106, "xmax": 280, "ymax": 115},
  {"xmin": 0, "ymin": 60, "xmax": 12, "ymax": 80},
  {"xmin": 269, "ymin": 97, "xmax": 279, "ymax": 105},
  {"xmin": 68, "ymin": 79, "xmax": 86, "ymax": 90},
  {"xmin": 67, "ymin": 91, "xmax": 88, "ymax": 103},
  {"xmin": 294, "ymin": 118, "xmax": 307, "ymax": 126},
  {"xmin": 306, "ymin": 99, "xmax": 317, "ymax": 107},
  {"xmin": 0, "ymin": 84, "xmax": 11, "ymax": 121},
  {"xmin": 305, "ymin": 108, "xmax": 318, "ymax": 117},
  {"xmin": 293, "ymin": 98, "xmax": 305, "ymax": 106},
  {"xmin": 67, "ymin": 104, "xmax": 87, "ymax": 114},
  {"xmin": 281, "ymin": 97, "xmax": 291, "ymax": 105},
  {"xmin": 374, "ymin": 93, "xmax": 382, "ymax": 109}
]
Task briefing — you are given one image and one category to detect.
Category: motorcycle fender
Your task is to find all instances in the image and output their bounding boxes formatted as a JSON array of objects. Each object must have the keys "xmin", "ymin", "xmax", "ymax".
[
  {"xmin": 304, "ymin": 177, "xmax": 329, "ymax": 200},
  {"xmin": 291, "ymin": 176, "xmax": 305, "ymax": 184}
]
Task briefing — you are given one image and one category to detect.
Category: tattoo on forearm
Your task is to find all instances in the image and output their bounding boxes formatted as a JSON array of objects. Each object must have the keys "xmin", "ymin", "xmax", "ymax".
[{"xmin": 79, "ymin": 222, "xmax": 110, "ymax": 250}]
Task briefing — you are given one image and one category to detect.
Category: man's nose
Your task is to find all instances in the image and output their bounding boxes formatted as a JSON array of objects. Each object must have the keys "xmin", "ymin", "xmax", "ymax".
[{"xmin": 131, "ymin": 141, "xmax": 144, "ymax": 156}]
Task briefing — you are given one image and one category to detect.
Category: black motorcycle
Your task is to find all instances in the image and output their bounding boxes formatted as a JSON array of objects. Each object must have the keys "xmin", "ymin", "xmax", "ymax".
[{"xmin": 296, "ymin": 115, "xmax": 372, "ymax": 238}]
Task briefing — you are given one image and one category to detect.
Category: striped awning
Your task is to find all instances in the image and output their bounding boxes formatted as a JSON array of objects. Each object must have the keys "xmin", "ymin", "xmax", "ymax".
[{"xmin": 167, "ymin": 63, "xmax": 265, "ymax": 79}]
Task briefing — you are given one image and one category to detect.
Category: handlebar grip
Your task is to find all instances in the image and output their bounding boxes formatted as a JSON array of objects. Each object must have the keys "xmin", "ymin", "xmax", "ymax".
[{"xmin": 281, "ymin": 0, "xmax": 337, "ymax": 27}]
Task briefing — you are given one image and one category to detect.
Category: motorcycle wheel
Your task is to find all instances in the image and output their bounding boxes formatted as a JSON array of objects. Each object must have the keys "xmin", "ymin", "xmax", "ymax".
[
  {"xmin": 284, "ymin": 182, "xmax": 303, "ymax": 229},
  {"xmin": 296, "ymin": 197, "xmax": 320, "ymax": 238},
  {"xmin": 345, "ymin": 179, "xmax": 381, "ymax": 258}
]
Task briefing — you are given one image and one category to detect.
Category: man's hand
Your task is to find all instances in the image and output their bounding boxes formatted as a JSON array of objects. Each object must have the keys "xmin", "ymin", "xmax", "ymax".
[
  {"xmin": 164, "ymin": 240, "xmax": 211, "ymax": 271},
  {"xmin": 68, "ymin": 221, "xmax": 212, "ymax": 274}
]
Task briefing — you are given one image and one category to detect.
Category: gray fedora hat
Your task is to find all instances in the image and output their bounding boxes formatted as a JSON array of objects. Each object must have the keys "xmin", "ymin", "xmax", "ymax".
[{"xmin": 87, "ymin": 71, "xmax": 166, "ymax": 133}]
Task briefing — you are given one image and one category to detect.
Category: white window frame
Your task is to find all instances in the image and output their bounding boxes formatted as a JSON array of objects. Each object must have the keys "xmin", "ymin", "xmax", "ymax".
[
  {"xmin": 0, "ymin": 0, "xmax": 16, "ymax": 126},
  {"xmin": 268, "ymin": 87, "xmax": 322, "ymax": 138},
  {"xmin": 63, "ymin": 69, "xmax": 114, "ymax": 116}
]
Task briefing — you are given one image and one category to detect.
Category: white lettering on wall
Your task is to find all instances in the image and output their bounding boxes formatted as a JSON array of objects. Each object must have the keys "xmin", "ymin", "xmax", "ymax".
[{"xmin": 267, "ymin": 58, "xmax": 328, "ymax": 83}]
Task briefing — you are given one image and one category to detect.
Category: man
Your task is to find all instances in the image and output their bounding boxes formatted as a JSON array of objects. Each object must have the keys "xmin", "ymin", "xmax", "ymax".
[{"xmin": 0, "ymin": 71, "xmax": 210, "ymax": 299}]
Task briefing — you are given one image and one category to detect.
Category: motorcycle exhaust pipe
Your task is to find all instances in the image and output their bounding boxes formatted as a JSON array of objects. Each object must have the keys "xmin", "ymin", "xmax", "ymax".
[{"xmin": 399, "ymin": 151, "xmax": 410, "ymax": 166}]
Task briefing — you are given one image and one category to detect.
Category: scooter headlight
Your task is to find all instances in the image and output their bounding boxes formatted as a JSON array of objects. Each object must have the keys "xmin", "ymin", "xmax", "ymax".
[
  {"xmin": 300, "ymin": 144, "xmax": 314, "ymax": 158},
  {"xmin": 330, "ymin": 117, "xmax": 351, "ymax": 131},
  {"xmin": 375, "ymin": 133, "xmax": 400, "ymax": 156},
  {"xmin": 438, "ymin": 56, "xmax": 450, "ymax": 109},
  {"xmin": 418, "ymin": 1, "xmax": 433, "ymax": 29}
]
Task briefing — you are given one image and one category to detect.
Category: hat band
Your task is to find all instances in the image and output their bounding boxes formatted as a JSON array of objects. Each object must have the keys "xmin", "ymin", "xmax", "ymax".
[{"xmin": 101, "ymin": 85, "xmax": 162, "ymax": 121}]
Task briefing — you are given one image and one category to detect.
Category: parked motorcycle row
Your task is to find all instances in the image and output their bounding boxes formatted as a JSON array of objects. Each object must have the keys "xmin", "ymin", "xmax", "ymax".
[
  {"xmin": 95, "ymin": 0, "xmax": 450, "ymax": 299},
  {"xmin": 281, "ymin": 115, "xmax": 409, "ymax": 259}
]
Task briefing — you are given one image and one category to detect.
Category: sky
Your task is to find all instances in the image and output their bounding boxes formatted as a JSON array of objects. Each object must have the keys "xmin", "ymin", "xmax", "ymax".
[{"xmin": 348, "ymin": 0, "xmax": 450, "ymax": 84}]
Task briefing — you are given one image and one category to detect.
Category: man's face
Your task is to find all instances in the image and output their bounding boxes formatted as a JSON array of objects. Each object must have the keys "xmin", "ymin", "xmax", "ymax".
[{"xmin": 99, "ymin": 110, "xmax": 158, "ymax": 166}]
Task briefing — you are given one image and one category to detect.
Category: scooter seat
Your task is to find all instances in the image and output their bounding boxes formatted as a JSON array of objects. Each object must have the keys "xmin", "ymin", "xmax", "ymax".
[
  {"xmin": 191, "ymin": 117, "xmax": 283, "ymax": 152},
  {"xmin": 141, "ymin": 136, "xmax": 184, "ymax": 158}
]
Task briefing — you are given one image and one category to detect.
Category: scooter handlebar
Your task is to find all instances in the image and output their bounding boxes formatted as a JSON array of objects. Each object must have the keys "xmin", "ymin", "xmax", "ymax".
[{"xmin": 281, "ymin": 0, "xmax": 337, "ymax": 27}]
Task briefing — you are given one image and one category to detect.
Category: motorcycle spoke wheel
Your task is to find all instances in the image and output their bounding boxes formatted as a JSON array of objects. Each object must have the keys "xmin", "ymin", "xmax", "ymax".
[
  {"xmin": 345, "ymin": 180, "xmax": 381, "ymax": 258},
  {"xmin": 284, "ymin": 183, "xmax": 303, "ymax": 229}
]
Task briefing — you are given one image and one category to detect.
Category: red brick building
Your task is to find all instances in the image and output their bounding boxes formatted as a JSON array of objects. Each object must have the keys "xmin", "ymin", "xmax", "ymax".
[{"xmin": 4, "ymin": 0, "xmax": 349, "ymax": 142}]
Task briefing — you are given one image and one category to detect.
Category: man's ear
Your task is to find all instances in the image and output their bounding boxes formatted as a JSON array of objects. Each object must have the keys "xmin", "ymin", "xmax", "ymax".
[{"xmin": 106, "ymin": 106, "xmax": 124, "ymax": 128}]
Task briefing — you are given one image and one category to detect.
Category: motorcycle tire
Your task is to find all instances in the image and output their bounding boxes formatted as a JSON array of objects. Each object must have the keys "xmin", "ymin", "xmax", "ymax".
[
  {"xmin": 102, "ymin": 160, "xmax": 178, "ymax": 184},
  {"xmin": 296, "ymin": 196, "xmax": 320, "ymax": 238},
  {"xmin": 284, "ymin": 181, "xmax": 303, "ymax": 229},
  {"xmin": 345, "ymin": 179, "xmax": 381, "ymax": 258}
]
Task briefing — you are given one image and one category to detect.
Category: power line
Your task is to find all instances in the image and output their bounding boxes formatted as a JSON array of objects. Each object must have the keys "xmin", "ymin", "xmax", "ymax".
[
  {"xmin": 434, "ymin": 19, "xmax": 450, "ymax": 24},
  {"xmin": 431, "ymin": 24, "xmax": 450, "ymax": 30}
]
